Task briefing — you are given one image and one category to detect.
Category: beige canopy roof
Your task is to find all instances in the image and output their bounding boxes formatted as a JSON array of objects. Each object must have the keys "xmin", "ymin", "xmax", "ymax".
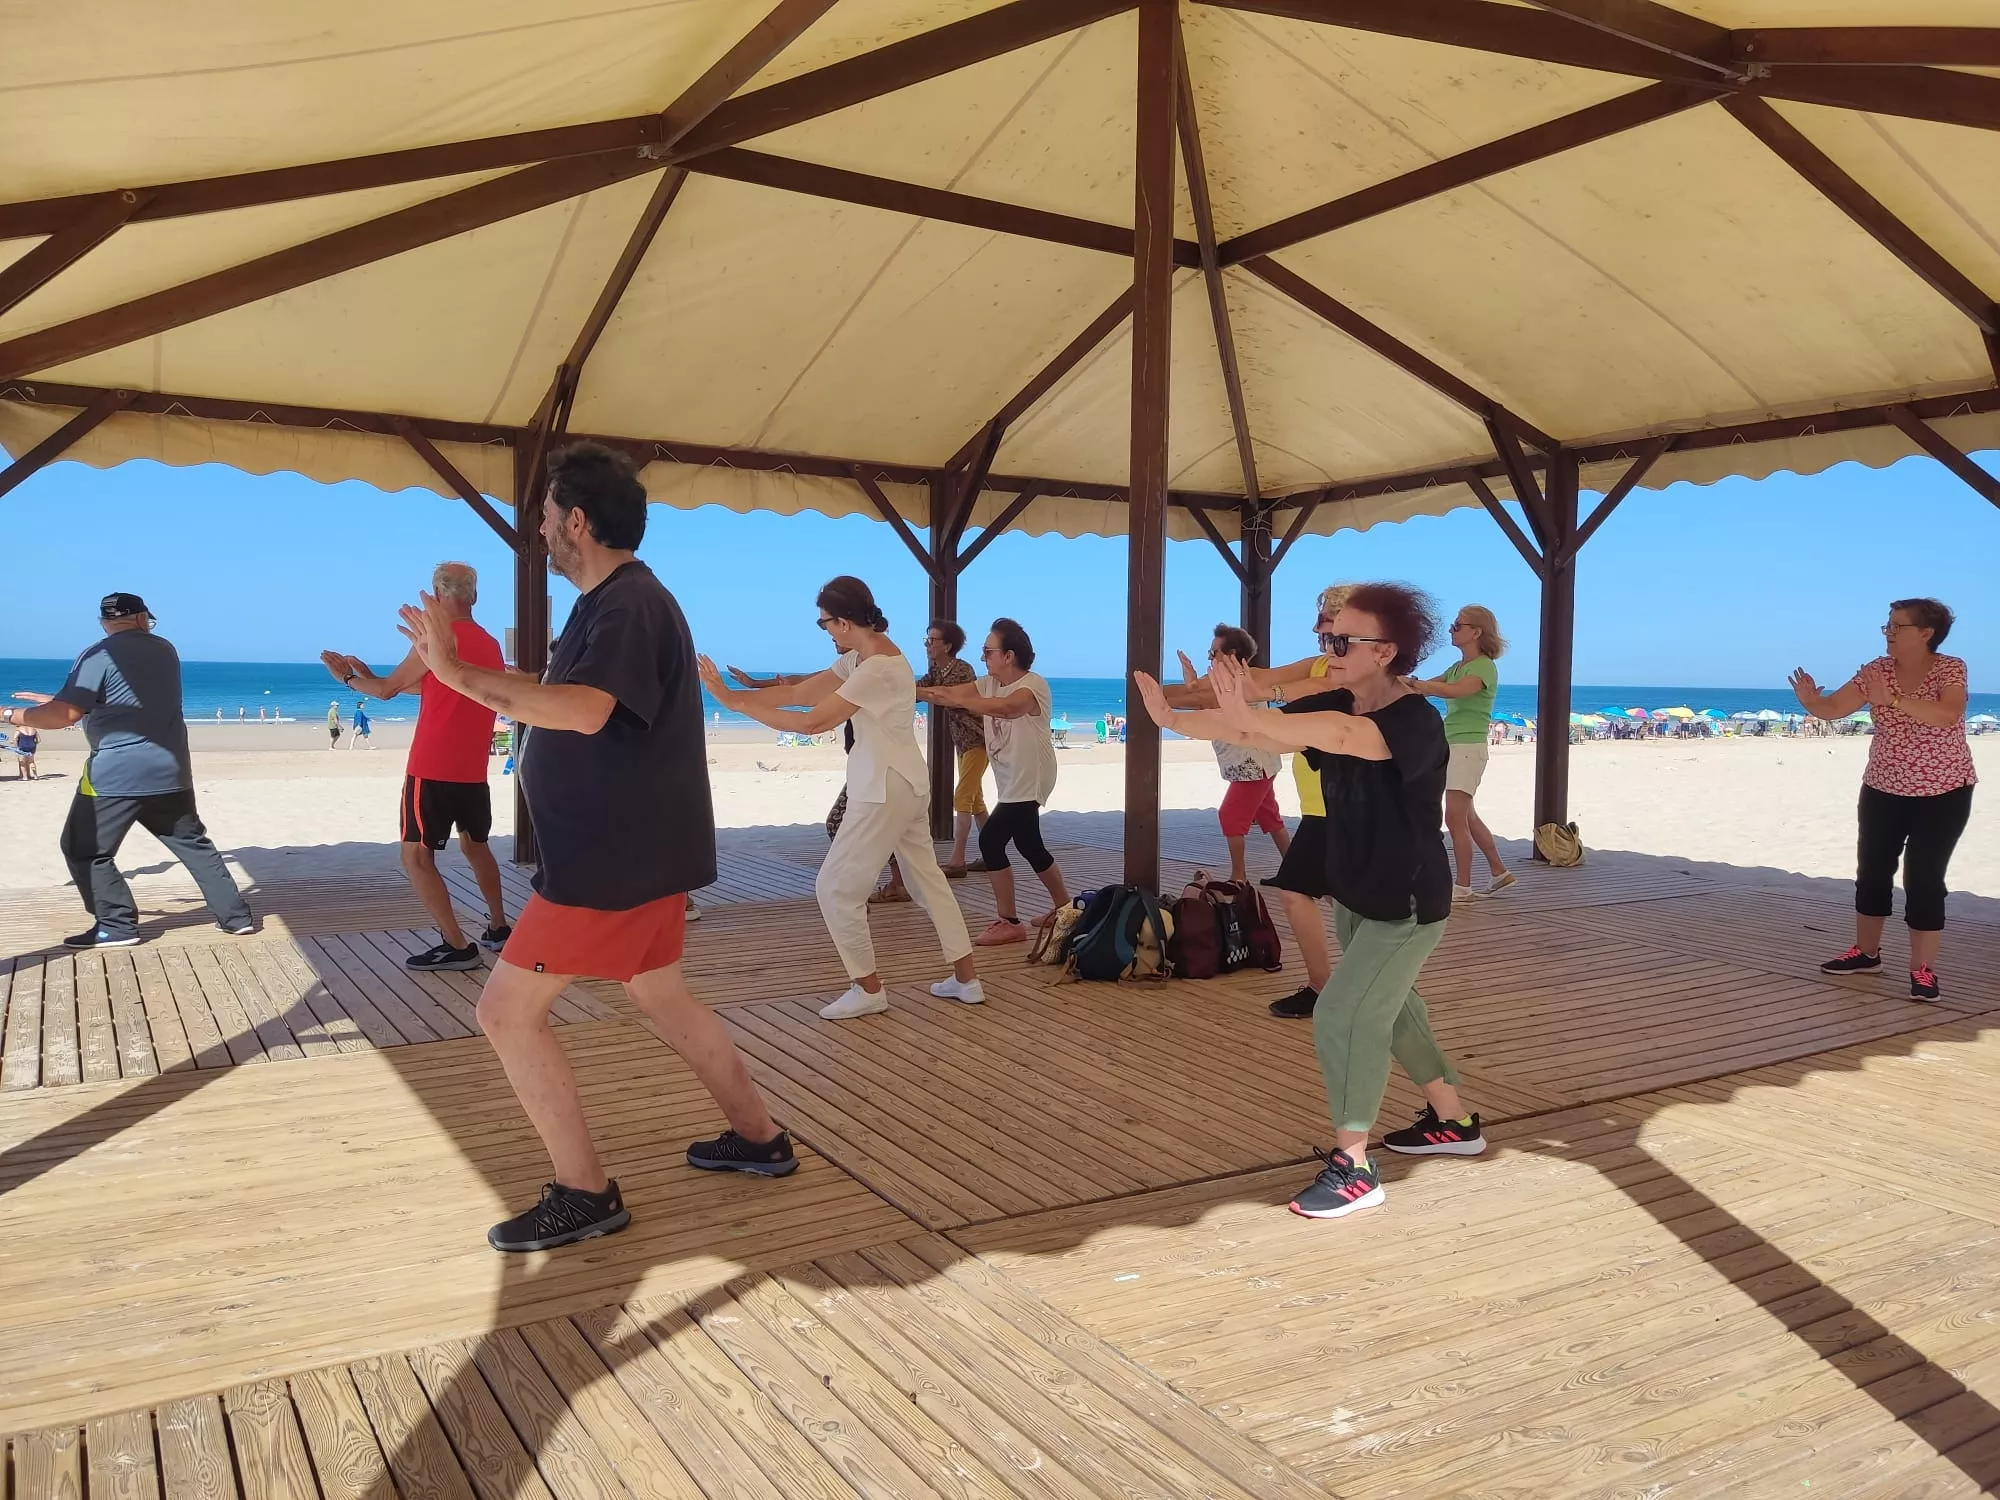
[{"xmin": 3, "ymin": 0, "xmax": 2000, "ymax": 548}]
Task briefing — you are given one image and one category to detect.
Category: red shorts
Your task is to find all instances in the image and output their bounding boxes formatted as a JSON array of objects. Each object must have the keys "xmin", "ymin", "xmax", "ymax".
[
  {"xmin": 1219, "ymin": 777, "xmax": 1286, "ymax": 838},
  {"xmin": 501, "ymin": 892, "xmax": 686, "ymax": 982}
]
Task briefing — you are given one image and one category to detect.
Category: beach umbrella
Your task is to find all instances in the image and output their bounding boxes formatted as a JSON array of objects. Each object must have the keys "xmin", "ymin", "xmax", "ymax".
[
  {"xmin": 1970, "ymin": 714, "xmax": 1998, "ymax": 725},
  {"xmin": 1663, "ymin": 706, "xmax": 1696, "ymax": 719},
  {"xmin": 1492, "ymin": 712, "xmax": 1528, "ymax": 726},
  {"xmin": 1624, "ymin": 708, "xmax": 1649, "ymax": 719},
  {"xmin": 1700, "ymin": 708, "xmax": 1727, "ymax": 719},
  {"xmin": 1756, "ymin": 709, "xmax": 1784, "ymax": 721},
  {"xmin": 1729, "ymin": 711, "xmax": 1758, "ymax": 720}
]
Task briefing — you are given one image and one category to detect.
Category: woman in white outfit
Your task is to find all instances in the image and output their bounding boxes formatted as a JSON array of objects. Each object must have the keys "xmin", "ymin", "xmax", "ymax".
[{"xmin": 697, "ymin": 576, "xmax": 981, "ymax": 1019}]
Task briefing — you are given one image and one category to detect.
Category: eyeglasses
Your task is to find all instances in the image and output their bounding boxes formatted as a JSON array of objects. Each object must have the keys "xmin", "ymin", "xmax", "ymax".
[
  {"xmin": 816, "ymin": 616, "xmax": 835, "ymax": 631},
  {"xmin": 1317, "ymin": 631, "xmax": 1392, "ymax": 657},
  {"xmin": 1882, "ymin": 623, "xmax": 1918, "ymax": 636},
  {"xmin": 1451, "ymin": 621, "xmax": 1474, "ymax": 631},
  {"xmin": 980, "ymin": 646, "xmax": 1002, "ymax": 657}
]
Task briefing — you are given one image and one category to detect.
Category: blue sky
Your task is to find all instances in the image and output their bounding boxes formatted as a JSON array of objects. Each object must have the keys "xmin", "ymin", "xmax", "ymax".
[{"xmin": 3, "ymin": 450, "xmax": 1995, "ymax": 688}]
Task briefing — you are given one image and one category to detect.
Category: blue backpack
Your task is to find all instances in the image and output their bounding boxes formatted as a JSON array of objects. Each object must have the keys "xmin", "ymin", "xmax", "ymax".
[{"xmin": 1064, "ymin": 885, "xmax": 1174, "ymax": 982}]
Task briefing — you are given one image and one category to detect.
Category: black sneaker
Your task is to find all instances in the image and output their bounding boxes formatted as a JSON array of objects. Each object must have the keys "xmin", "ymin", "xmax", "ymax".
[
  {"xmin": 1289, "ymin": 1149, "xmax": 1384, "ymax": 1219},
  {"xmin": 1820, "ymin": 946, "xmax": 1882, "ymax": 975},
  {"xmin": 686, "ymin": 1128, "xmax": 799, "ymax": 1177},
  {"xmin": 63, "ymin": 927, "xmax": 138, "ymax": 950},
  {"xmin": 1382, "ymin": 1104, "xmax": 1487, "ymax": 1157},
  {"xmin": 1911, "ymin": 965, "xmax": 1942, "ymax": 1002},
  {"xmin": 1268, "ymin": 985, "xmax": 1318, "ymax": 1019},
  {"xmin": 406, "ymin": 940, "xmax": 481, "ymax": 971},
  {"xmin": 218, "ymin": 917, "xmax": 256, "ymax": 936},
  {"xmin": 479, "ymin": 924, "xmax": 512, "ymax": 952},
  {"xmin": 487, "ymin": 1181, "xmax": 630, "ymax": 1252}
]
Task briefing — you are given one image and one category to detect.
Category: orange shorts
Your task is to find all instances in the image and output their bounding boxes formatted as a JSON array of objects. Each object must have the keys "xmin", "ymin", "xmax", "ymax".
[{"xmin": 501, "ymin": 891, "xmax": 686, "ymax": 982}]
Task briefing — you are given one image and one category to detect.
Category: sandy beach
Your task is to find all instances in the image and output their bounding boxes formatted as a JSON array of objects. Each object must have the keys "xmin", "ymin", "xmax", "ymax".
[{"xmin": 3, "ymin": 721, "xmax": 1996, "ymax": 900}]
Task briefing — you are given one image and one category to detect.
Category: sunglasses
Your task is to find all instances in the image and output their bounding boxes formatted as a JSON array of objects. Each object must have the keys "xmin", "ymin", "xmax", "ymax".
[
  {"xmin": 816, "ymin": 616, "xmax": 835, "ymax": 631},
  {"xmin": 1317, "ymin": 631, "xmax": 1392, "ymax": 657}
]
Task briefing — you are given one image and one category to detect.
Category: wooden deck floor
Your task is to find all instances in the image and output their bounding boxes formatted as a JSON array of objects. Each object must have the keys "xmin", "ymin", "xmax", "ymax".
[{"xmin": 5, "ymin": 827, "xmax": 2000, "ymax": 1496}]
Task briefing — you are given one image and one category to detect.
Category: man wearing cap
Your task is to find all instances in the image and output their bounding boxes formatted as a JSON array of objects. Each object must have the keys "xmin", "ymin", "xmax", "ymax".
[{"xmin": 2, "ymin": 593, "xmax": 253, "ymax": 948}]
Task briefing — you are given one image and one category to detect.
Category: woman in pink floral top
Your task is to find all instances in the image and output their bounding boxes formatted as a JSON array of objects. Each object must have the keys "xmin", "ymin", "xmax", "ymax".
[{"xmin": 1789, "ymin": 598, "xmax": 1976, "ymax": 1002}]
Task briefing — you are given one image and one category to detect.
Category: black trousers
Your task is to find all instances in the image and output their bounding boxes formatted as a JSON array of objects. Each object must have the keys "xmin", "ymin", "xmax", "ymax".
[
  {"xmin": 1855, "ymin": 783, "xmax": 1974, "ymax": 932},
  {"xmin": 978, "ymin": 800, "xmax": 1054, "ymax": 874},
  {"xmin": 60, "ymin": 789, "xmax": 252, "ymax": 939}
]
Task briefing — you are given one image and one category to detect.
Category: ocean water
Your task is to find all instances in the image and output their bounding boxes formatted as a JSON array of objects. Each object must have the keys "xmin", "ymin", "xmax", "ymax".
[{"xmin": 4, "ymin": 660, "xmax": 1997, "ymax": 728}]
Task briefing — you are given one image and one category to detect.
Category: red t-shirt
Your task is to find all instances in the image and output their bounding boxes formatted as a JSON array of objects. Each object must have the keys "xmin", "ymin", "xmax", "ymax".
[{"xmin": 407, "ymin": 619, "xmax": 504, "ymax": 783}]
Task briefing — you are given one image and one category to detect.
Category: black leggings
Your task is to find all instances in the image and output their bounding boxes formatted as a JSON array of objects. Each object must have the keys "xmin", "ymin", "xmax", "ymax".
[
  {"xmin": 1856, "ymin": 783, "xmax": 1973, "ymax": 932},
  {"xmin": 979, "ymin": 800, "xmax": 1053, "ymax": 874}
]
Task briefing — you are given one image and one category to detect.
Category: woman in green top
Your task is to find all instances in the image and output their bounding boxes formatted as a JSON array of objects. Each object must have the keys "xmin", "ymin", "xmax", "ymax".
[{"xmin": 1407, "ymin": 605, "xmax": 1513, "ymax": 901}]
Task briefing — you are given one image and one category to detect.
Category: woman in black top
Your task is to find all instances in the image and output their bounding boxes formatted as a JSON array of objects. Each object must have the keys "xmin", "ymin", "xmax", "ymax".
[{"xmin": 1136, "ymin": 583, "xmax": 1483, "ymax": 1221}]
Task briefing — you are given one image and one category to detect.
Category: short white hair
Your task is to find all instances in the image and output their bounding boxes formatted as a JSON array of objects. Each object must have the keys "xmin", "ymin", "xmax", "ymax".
[{"xmin": 433, "ymin": 562, "xmax": 477, "ymax": 603}]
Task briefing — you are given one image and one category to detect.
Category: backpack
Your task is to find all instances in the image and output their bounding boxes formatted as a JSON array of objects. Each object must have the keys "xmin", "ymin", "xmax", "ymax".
[
  {"xmin": 1065, "ymin": 885, "xmax": 1174, "ymax": 982},
  {"xmin": 1029, "ymin": 900, "xmax": 1086, "ymax": 965}
]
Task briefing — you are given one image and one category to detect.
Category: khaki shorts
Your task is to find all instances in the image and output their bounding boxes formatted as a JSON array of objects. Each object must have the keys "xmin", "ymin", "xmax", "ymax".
[
  {"xmin": 953, "ymin": 746, "xmax": 990, "ymax": 816},
  {"xmin": 1446, "ymin": 743, "xmax": 1490, "ymax": 797}
]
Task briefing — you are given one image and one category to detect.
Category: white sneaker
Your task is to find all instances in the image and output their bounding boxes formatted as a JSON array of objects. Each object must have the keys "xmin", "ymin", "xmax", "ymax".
[
  {"xmin": 1452, "ymin": 885, "xmax": 1477, "ymax": 902},
  {"xmin": 930, "ymin": 975, "xmax": 986, "ymax": 1006},
  {"xmin": 685, "ymin": 899, "xmax": 702, "ymax": 922},
  {"xmin": 1483, "ymin": 872, "xmax": 1516, "ymax": 896},
  {"xmin": 819, "ymin": 984, "xmax": 889, "ymax": 1020}
]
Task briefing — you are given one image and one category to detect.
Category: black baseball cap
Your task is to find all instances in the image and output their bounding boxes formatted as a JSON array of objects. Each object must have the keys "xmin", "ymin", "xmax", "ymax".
[{"xmin": 99, "ymin": 592, "xmax": 155, "ymax": 621}]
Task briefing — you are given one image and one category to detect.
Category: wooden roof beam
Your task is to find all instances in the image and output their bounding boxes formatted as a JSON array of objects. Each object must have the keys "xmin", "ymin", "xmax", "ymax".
[
  {"xmin": 0, "ymin": 388, "xmax": 131, "ymax": 503},
  {"xmin": 1520, "ymin": 0, "xmax": 1736, "ymax": 76},
  {"xmin": 1887, "ymin": 406, "xmax": 2000, "ymax": 512},
  {"xmin": 392, "ymin": 417, "xmax": 520, "ymax": 550},
  {"xmin": 0, "ymin": 192, "xmax": 152, "ymax": 318},
  {"xmin": 1244, "ymin": 255, "xmax": 1561, "ymax": 455},
  {"xmin": 1724, "ymin": 97, "xmax": 2000, "ymax": 382},
  {"xmin": 955, "ymin": 483, "xmax": 1047, "ymax": 570},
  {"xmin": 1736, "ymin": 29, "xmax": 2000, "ymax": 68},
  {"xmin": 0, "ymin": 0, "xmax": 1131, "ymax": 241},
  {"xmin": 1465, "ymin": 471, "xmax": 1548, "ymax": 578},
  {"xmin": 1176, "ymin": 42, "xmax": 1261, "ymax": 505},
  {"xmin": 1221, "ymin": 82, "xmax": 1710, "ymax": 265}
]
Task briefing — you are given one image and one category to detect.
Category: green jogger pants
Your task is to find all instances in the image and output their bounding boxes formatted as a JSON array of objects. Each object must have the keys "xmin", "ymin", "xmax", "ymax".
[{"xmin": 1312, "ymin": 904, "xmax": 1458, "ymax": 1134}]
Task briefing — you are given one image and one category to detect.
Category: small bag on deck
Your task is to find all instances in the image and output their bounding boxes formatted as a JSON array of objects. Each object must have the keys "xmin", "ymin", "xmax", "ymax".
[
  {"xmin": 1029, "ymin": 899, "xmax": 1086, "ymax": 965},
  {"xmin": 1169, "ymin": 872, "xmax": 1282, "ymax": 977},
  {"xmin": 1534, "ymin": 820, "xmax": 1584, "ymax": 867},
  {"xmin": 1064, "ymin": 885, "xmax": 1174, "ymax": 982}
]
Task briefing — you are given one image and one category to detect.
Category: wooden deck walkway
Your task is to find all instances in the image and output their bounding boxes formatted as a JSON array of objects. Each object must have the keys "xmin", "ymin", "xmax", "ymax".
[{"xmin": 5, "ymin": 828, "xmax": 2000, "ymax": 1496}]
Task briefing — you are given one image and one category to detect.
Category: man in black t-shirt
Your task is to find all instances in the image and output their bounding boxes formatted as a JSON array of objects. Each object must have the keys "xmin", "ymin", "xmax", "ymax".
[{"xmin": 400, "ymin": 442, "xmax": 792, "ymax": 1252}]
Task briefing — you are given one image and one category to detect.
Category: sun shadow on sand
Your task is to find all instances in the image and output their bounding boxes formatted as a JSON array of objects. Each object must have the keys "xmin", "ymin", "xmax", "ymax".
[{"xmin": 4, "ymin": 832, "xmax": 2000, "ymax": 1492}]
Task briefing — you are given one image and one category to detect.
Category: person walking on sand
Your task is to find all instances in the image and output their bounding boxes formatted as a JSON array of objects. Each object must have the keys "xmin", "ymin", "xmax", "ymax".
[
  {"xmin": 350, "ymin": 698, "xmax": 372, "ymax": 748},
  {"xmin": 326, "ymin": 700, "xmax": 342, "ymax": 748},
  {"xmin": 1137, "ymin": 583, "xmax": 1483, "ymax": 1220},
  {"xmin": 1203, "ymin": 624, "xmax": 1292, "ymax": 884},
  {"xmin": 1792, "ymin": 597, "xmax": 1976, "ymax": 1003},
  {"xmin": 1168, "ymin": 585, "xmax": 1354, "ymax": 1017},
  {"xmin": 1406, "ymin": 604, "xmax": 1514, "ymax": 903},
  {"xmin": 12, "ymin": 724, "xmax": 38, "ymax": 779},
  {"xmin": 3, "ymin": 593, "xmax": 253, "ymax": 948},
  {"xmin": 322, "ymin": 561, "xmax": 511, "ymax": 972},
  {"xmin": 701, "ymin": 576, "xmax": 983, "ymax": 1020},
  {"xmin": 400, "ymin": 441, "xmax": 793, "ymax": 1251},
  {"xmin": 918, "ymin": 617, "xmax": 1071, "ymax": 946}
]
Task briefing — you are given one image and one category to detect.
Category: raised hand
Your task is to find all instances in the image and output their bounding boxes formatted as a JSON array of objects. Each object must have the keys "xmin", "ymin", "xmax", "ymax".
[
  {"xmin": 696, "ymin": 655, "xmax": 729, "ymax": 697},
  {"xmin": 11, "ymin": 691, "xmax": 53, "ymax": 705},
  {"xmin": 1176, "ymin": 649, "xmax": 1202, "ymax": 687},
  {"xmin": 726, "ymin": 665, "xmax": 761, "ymax": 689},
  {"xmin": 1210, "ymin": 654, "xmax": 1258, "ymax": 731},
  {"xmin": 396, "ymin": 592, "xmax": 458, "ymax": 674},
  {"xmin": 1786, "ymin": 667, "xmax": 1819, "ymax": 709},
  {"xmin": 319, "ymin": 649, "xmax": 358, "ymax": 683},
  {"xmin": 1132, "ymin": 670, "xmax": 1174, "ymax": 728}
]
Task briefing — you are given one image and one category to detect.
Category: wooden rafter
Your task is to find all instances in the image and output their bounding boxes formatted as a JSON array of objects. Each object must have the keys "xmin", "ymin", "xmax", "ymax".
[
  {"xmin": 1186, "ymin": 504, "xmax": 1250, "ymax": 583},
  {"xmin": 0, "ymin": 0, "xmax": 1133, "ymax": 243},
  {"xmin": 1465, "ymin": 472, "xmax": 1547, "ymax": 578},
  {"xmin": 1176, "ymin": 42, "xmax": 1260, "ymax": 504},
  {"xmin": 1725, "ymin": 96, "xmax": 2000, "ymax": 377},
  {"xmin": 1247, "ymin": 256, "xmax": 1560, "ymax": 455},
  {"xmin": 1519, "ymin": 0, "xmax": 1736, "ymax": 76},
  {"xmin": 1270, "ymin": 495, "xmax": 1322, "ymax": 567},
  {"xmin": 1736, "ymin": 29, "xmax": 2000, "ymax": 68},
  {"xmin": 1220, "ymin": 83, "xmax": 1710, "ymax": 265},
  {"xmin": 955, "ymin": 483, "xmax": 1046, "ymax": 570},
  {"xmin": 692, "ymin": 148, "xmax": 1201, "ymax": 265},
  {"xmin": 0, "ymin": 192, "xmax": 152, "ymax": 318},
  {"xmin": 391, "ymin": 418, "xmax": 520, "ymax": 549},
  {"xmin": 653, "ymin": 0, "xmax": 848, "ymax": 151},
  {"xmin": 945, "ymin": 423, "xmax": 1004, "ymax": 554},
  {"xmin": 1564, "ymin": 434, "xmax": 1673, "ymax": 557},
  {"xmin": 1887, "ymin": 407, "xmax": 2000, "ymax": 512},
  {"xmin": 852, "ymin": 468, "xmax": 945, "ymax": 580},
  {"xmin": 0, "ymin": 388, "xmax": 132, "ymax": 502},
  {"xmin": 1487, "ymin": 413, "xmax": 1554, "ymax": 549}
]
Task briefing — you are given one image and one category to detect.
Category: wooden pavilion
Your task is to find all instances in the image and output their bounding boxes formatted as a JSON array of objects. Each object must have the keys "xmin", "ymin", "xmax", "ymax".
[{"xmin": 6, "ymin": 3, "xmax": 2000, "ymax": 1495}]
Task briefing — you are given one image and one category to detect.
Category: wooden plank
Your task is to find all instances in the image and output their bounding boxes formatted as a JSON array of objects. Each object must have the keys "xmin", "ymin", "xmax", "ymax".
[
  {"xmin": 104, "ymin": 950, "xmax": 159, "ymax": 1077},
  {"xmin": 73, "ymin": 953, "xmax": 121, "ymax": 1083},
  {"xmin": 518, "ymin": 1318, "xmax": 707, "ymax": 1498},
  {"xmin": 288, "ymin": 1368, "xmax": 392, "ymax": 1500},
  {"xmin": 467, "ymin": 1329, "xmax": 631, "ymax": 1500},
  {"xmin": 221, "ymin": 1383, "xmax": 316, "ymax": 1500},
  {"xmin": 155, "ymin": 1397, "xmax": 234, "ymax": 1500},
  {"xmin": 243, "ymin": 944, "xmax": 353, "ymax": 1055},
  {"xmin": 155, "ymin": 949, "xmax": 231, "ymax": 1069},
  {"xmin": 279, "ymin": 938, "xmax": 412, "ymax": 1050},
  {"xmin": 322, "ymin": 933, "xmax": 471, "ymax": 1042},
  {"xmin": 182, "ymin": 948, "xmax": 268, "ymax": 1066},
  {"xmin": 210, "ymin": 942, "xmax": 306, "ymax": 1062},
  {"xmin": 1, "ymin": 955, "xmax": 41, "ymax": 1089},
  {"xmin": 13, "ymin": 1427, "xmax": 83, "ymax": 1500},
  {"xmin": 405, "ymin": 1342, "xmax": 558, "ymax": 1500},
  {"xmin": 39, "ymin": 955, "xmax": 80, "ymax": 1087},
  {"xmin": 299, "ymin": 936, "xmax": 442, "ymax": 1046},
  {"xmin": 352, "ymin": 931, "xmax": 481, "ymax": 1034},
  {"xmin": 347, "ymin": 1356, "xmax": 477, "ymax": 1500},
  {"xmin": 84, "ymin": 1411, "xmax": 162, "ymax": 1500}
]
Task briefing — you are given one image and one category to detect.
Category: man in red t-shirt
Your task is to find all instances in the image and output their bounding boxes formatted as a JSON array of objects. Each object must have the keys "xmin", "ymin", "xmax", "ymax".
[{"xmin": 322, "ymin": 561, "xmax": 509, "ymax": 970}]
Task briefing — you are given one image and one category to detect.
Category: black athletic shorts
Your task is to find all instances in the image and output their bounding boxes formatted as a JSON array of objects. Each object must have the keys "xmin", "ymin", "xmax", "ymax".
[
  {"xmin": 400, "ymin": 776, "xmax": 492, "ymax": 850},
  {"xmin": 1262, "ymin": 813, "xmax": 1330, "ymax": 899}
]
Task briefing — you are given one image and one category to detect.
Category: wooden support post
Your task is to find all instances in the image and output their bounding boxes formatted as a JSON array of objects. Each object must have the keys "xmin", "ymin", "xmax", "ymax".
[
  {"xmin": 926, "ymin": 476, "xmax": 960, "ymax": 841},
  {"xmin": 1124, "ymin": 0, "xmax": 1177, "ymax": 893},
  {"xmin": 1241, "ymin": 503, "xmax": 1273, "ymax": 666},
  {"xmin": 1533, "ymin": 449, "xmax": 1580, "ymax": 844},
  {"xmin": 510, "ymin": 445, "xmax": 552, "ymax": 866}
]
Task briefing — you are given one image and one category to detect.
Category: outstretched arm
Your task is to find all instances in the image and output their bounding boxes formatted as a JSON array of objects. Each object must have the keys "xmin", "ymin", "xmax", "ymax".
[
  {"xmin": 1789, "ymin": 667, "xmax": 1866, "ymax": 722},
  {"xmin": 323, "ymin": 647, "xmax": 428, "ymax": 700},
  {"xmin": 1, "ymin": 693, "xmax": 84, "ymax": 731},
  {"xmin": 400, "ymin": 594, "xmax": 614, "ymax": 732},
  {"xmin": 698, "ymin": 656, "xmax": 856, "ymax": 734},
  {"xmin": 1406, "ymin": 672, "xmax": 1482, "ymax": 699},
  {"xmin": 920, "ymin": 681, "xmax": 1041, "ymax": 719}
]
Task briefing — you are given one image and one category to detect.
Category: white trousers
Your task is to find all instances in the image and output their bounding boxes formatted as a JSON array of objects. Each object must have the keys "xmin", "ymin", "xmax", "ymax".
[{"xmin": 815, "ymin": 773, "xmax": 972, "ymax": 980}]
